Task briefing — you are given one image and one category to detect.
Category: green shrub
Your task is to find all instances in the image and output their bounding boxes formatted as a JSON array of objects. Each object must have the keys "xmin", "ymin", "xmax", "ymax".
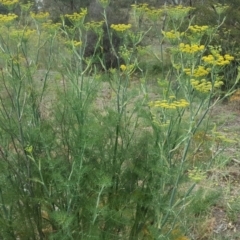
[{"xmin": 0, "ymin": 1, "xmax": 237, "ymax": 239}]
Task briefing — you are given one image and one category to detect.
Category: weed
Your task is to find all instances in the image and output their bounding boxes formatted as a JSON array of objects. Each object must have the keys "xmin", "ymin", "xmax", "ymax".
[{"xmin": 0, "ymin": 1, "xmax": 238, "ymax": 239}]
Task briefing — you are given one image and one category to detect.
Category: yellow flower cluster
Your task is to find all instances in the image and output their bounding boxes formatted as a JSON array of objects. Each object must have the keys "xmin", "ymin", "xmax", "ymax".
[
  {"xmin": 65, "ymin": 8, "xmax": 87, "ymax": 24},
  {"xmin": 30, "ymin": 11, "xmax": 49, "ymax": 20},
  {"xmin": 98, "ymin": 0, "xmax": 110, "ymax": 8},
  {"xmin": 120, "ymin": 64, "xmax": 135, "ymax": 74},
  {"xmin": 85, "ymin": 21, "xmax": 104, "ymax": 30},
  {"xmin": 152, "ymin": 117, "xmax": 170, "ymax": 128},
  {"xmin": 0, "ymin": 13, "xmax": 17, "ymax": 23},
  {"xmin": 184, "ymin": 25, "xmax": 211, "ymax": 44},
  {"xmin": 111, "ymin": 24, "xmax": 131, "ymax": 32},
  {"xmin": 149, "ymin": 99, "xmax": 189, "ymax": 109},
  {"xmin": 188, "ymin": 167, "xmax": 206, "ymax": 182},
  {"xmin": 131, "ymin": 4, "xmax": 163, "ymax": 21},
  {"xmin": 145, "ymin": 7, "xmax": 163, "ymax": 21},
  {"xmin": 188, "ymin": 25, "xmax": 208, "ymax": 33},
  {"xmin": 179, "ymin": 43, "xmax": 205, "ymax": 54},
  {"xmin": 65, "ymin": 40, "xmax": 82, "ymax": 48},
  {"xmin": 131, "ymin": 4, "xmax": 192, "ymax": 22},
  {"xmin": 10, "ymin": 28, "xmax": 36, "ymax": 41},
  {"xmin": 42, "ymin": 21, "xmax": 61, "ymax": 32},
  {"xmin": 120, "ymin": 64, "xmax": 127, "ymax": 71},
  {"xmin": 190, "ymin": 78, "xmax": 223, "ymax": 93},
  {"xmin": 20, "ymin": 1, "xmax": 33, "ymax": 12},
  {"xmin": 184, "ymin": 66, "xmax": 210, "ymax": 77},
  {"xmin": 119, "ymin": 46, "xmax": 133, "ymax": 62},
  {"xmin": 213, "ymin": 3, "xmax": 229, "ymax": 15},
  {"xmin": 131, "ymin": 3, "xmax": 149, "ymax": 14},
  {"xmin": 202, "ymin": 53, "xmax": 234, "ymax": 66},
  {"xmin": 165, "ymin": 5, "xmax": 194, "ymax": 21},
  {"xmin": 162, "ymin": 30, "xmax": 181, "ymax": 39},
  {"xmin": 73, "ymin": 41, "xmax": 82, "ymax": 47},
  {"xmin": 136, "ymin": 45, "xmax": 148, "ymax": 55},
  {"xmin": 0, "ymin": 0, "xmax": 18, "ymax": 6}
]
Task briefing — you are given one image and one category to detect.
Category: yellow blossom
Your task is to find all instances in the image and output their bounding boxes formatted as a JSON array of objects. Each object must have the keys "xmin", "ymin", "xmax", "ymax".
[
  {"xmin": 111, "ymin": 23, "xmax": 131, "ymax": 32},
  {"xmin": 0, "ymin": 13, "xmax": 17, "ymax": 24},
  {"xmin": 72, "ymin": 40, "xmax": 82, "ymax": 47},
  {"xmin": 190, "ymin": 78, "xmax": 223, "ymax": 93},
  {"xmin": 41, "ymin": 21, "xmax": 61, "ymax": 32},
  {"xmin": 188, "ymin": 167, "xmax": 206, "ymax": 182},
  {"xmin": 119, "ymin": 46, "xmax": 133, "ymax": 62},
  {"xmin": 188, "ymin": 25, "xmax": 208, "ymax": 33},
  {"xmin": 131, "ymin": 3, "xmax": 149, "ymax": 15},
  {"xmin": 85, "ymin": 21, "xmax": 104, "ymax": 35},
  {"xmin": 165, "ymin": 5, "xmax": 194, "ymax": 21},
  {"xmin": 0, "ymin": 0, "xmax": 18, "ymax": 6},
  {"xmin": 184, "ymin": 66, "xmax": 210, "ymax": 77},
  {"xmin": 85, "ymin": 21, "xmax": 104, "ymax": 30},
  {"xmin": 30, "ymin": 11, "xmax": 49, "ymax": 21},
  {"xmin": 152, "ymin": 118, "xmax": 170, "ymax": 127},
  {"xmin": 10, "ymin": 28, "xmax": 36, "ymax": 42},
  {"xmin": 120, "ymin": 64, "xmax": 135, "ymax": 74},
  {"xmin": 224, "ymin": 54, "xmax": 234, "ymax": 61},
  {"xmin": 120, "ymin": 64, "xmax": 127, "ymax": 71},
  {"xmin": 20, "ymin": 1, "xmax": 33, "ymax": 12},
  {"xmin": 185, "ymin": 25, "xmax": 211, "ymax": 43},
  {"xmin": 179, "ymin": 43, "xmax": 205, "ymax": 54},
  {"xmin": 202, "ymin": 53, "xmax": 234, "ymax": 66},
  {"xmin": 98, "ymin": 0, "xmax": 110, "ymax": 8},
  {"xmin": 65, "ymin": 40, "xmax": 82, "ymax": 48},
  {"xmin": 145, "ymin": 7, "xmax": 163, "ymax": 21},
  {"xmin": 162, "ymin": 30, "xmax": 182, "ymax": 41},
  {"xmin": 65, "ymin": 8, "xmax": 87, "ymax": 25},
  {"xmin": 131, "ymin": 3, "xmax": 149, "ymax": 10},
  {"xmin": 149, "ymin": 98, "xmax": 189, "ymax": 109},
  {"xmin": 213, "ymin": 3, "xmax": 229, "ymax": 15}
]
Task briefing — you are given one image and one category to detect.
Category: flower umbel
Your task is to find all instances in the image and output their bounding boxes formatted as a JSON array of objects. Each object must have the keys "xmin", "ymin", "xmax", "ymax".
[
  {"xmin": 10, "ymin": 28, "xmax": 36, "ymax": 42},
  {"xmin": 186, "ymin": 25, "xmax": 210, "ymax": 43},
  {"xmin": 0, "ymin": 0, "xmax": 18, "ymax": 6},
  {"xmin": 162, "ymin": 30, "xmax": 182, "ymax": 40},
  {"xmin": 202, "ymin": 53, "xmax": 234, "ymax": 66},
  {"xmin": 190, "ymin": 78, "xmax": 223, "ymax": 93},
  {"xmin": 149, "ymin": 99, "xmax": 189, "ymax": 109},
  {"xmin": 85, "ymin": 21, "xmax": 104, "ymax": 34},
  {"xmin": 111, "ymin": 24, "xmax": 131, "ymax": 32},
  {"xmin": 184, "ymin": 66, "xmax": 211, "ymax": 77},
  {"xmin": 98, "ymin": 0, "xmax": 110, "ymax": 8},
  {"xmin": 188, "ymin": 167, "xmax": 206, "ymax": 182},
  {"xmin": 65, "ymin": 8, "xmax": 87, "ymax": 25},
  {"xmin": 131, "ymin": 3, "xmax": 149, "ymax": 15},
  {"xmin": 179, "ymin": 43, "xmax": 205, "ymax": 54},
  {"xmin": 30, "ymin": 11, "xmax": 49, "ymax": 21},
  {"xmin": 213, "ymin": 3, "xmax": 229, "ymax": 15},
  {"xmin": 120, "ymin": 64, "xmax": 135, "ymax": 75},
  {"xmin": 165, "ymin": 5, "xmax": 194, "ymax": 21},
  {"xmin": 65, "ymin": 40, "xmax": 82, "ymax": 48},
  {"xmin": 145, "ymin": 7, "xmax": 163, "ymax": 21},
  {"xmin": 42, "ymin": 21, "xmax": 61, "ymax": 33},
  {"xmin": 0, "ymin": 13, "xmax": 17, "ymax": 24}
]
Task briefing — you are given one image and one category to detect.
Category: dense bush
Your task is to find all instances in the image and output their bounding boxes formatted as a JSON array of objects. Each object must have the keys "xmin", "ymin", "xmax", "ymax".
[{"xmin": 0, "ymin": 1, "xmax": 238, "ymax": 239}]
